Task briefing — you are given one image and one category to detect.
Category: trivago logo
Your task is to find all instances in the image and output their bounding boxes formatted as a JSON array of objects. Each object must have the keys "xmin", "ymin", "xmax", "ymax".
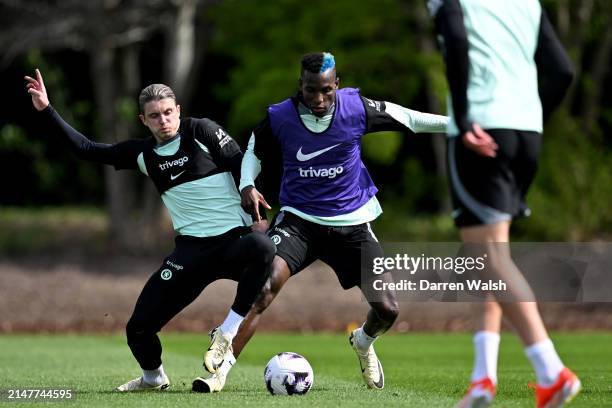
[
  {"xmin": 159, "ymin": 156, "xmax": 189, "ymax": 171},
  {"xmin": 298, "ymin": 166, "xmax": 344, "ymax": 179}
]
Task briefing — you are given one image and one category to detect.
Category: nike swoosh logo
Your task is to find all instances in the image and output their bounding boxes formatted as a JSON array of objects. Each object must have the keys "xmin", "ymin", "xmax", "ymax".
[
  {"xmin": 296, "ymin": 144, "xmax": 340, "ymax": 162},
  {"xmin": 170, "ymin": 170, "xmax": 185, "ymax": 180},
  {"xmin": 373, "ymin": 361, "xmax": 384, "ymax": 388}
]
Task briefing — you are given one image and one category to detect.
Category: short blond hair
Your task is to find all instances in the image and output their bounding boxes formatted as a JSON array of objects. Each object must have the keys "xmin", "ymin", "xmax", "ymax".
[{"xmin": 138, "ymin": 84, "xmax": 176, "ymax": 112}]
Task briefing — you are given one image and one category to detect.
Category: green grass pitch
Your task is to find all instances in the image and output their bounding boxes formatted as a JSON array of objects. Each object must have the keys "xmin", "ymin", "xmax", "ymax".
[{"xmin": 0, "ymin": 332, "xmax": 610, "ymax": 407}]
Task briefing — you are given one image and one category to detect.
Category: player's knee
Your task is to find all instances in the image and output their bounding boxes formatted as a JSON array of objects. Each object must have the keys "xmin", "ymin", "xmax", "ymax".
[
  {"xmin": 256, "ymin": 233, "xmax": 277, "ymax": 263},
  {"xmin": 246, "ymin": 232, "xmax": 277, "ymax": 264},
  {"xmin": 126, "ymin": 319, "xmax": 140, "ymax": 343},
  {"xmin": 484, "ymin": 247, "xmax": 509, "ymax": 272},
  {"xmin": 380, "ymin": 299, "xmax": 399, "ymax": 323},
  {"xmin": 126, "ymin": 318, "xmax": 153, "ymax": 343}
]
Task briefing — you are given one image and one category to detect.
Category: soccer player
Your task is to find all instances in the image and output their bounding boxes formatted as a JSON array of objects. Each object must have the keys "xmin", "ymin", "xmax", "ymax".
[
  {"xmin": 25, "ymin": 69, "xmax": 276, "ymax": 392},
  {"xmin": 199, "ymin": 52, "xmax": 450, "ymax": 392},
  {"xmin": 429, "ymin": 0, "xmax": 579, "ymax": 407}
]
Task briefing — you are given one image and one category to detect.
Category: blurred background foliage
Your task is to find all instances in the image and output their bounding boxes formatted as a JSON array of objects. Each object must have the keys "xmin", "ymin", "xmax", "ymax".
[{"xmin": 0, "ymin": 0, "xmax": 611, "ymax": 254}]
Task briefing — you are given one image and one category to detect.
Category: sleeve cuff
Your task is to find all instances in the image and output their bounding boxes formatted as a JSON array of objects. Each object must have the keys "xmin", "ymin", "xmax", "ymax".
[
  {"xmin": 239, "ymin": 179, "xmax": 255, "ymax": 192},
  {"xmin": 456, "ymin": 117, "xmax": 472, "ymax": 135}
]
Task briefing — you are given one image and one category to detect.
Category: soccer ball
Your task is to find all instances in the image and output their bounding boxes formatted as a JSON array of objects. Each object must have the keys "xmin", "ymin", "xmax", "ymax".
[{"xmin": 264, "ymin": 352, "xmax": 314, "ymax": 395}]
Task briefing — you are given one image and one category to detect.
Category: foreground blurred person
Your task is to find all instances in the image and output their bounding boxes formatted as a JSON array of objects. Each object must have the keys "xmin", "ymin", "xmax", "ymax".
[
  {"xmin": 199, "ymin": 52, "xmax": 451, "ymax": 392},
  {"xmin": 25, "ymin": 69, "xmax": 275, "ymax": 392},
  {"xmin": 429, "ymin": 0, "xmax": 580, "ymax": 407}
]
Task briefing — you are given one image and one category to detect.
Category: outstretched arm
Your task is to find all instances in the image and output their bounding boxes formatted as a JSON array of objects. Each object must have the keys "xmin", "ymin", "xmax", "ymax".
[
  {"xmin": 25, "ymin": 69, "xmax": 140, "ymax": 168},
  {"xmin": 362, "ymin": 96, "xmax": 449, "ymax": 134}
]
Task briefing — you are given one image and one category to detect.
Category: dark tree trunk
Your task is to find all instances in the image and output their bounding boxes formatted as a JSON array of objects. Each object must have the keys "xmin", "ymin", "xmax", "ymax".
[{"xmin": 90, "ymin": 39, "xmax": 136, "ymax": 252}]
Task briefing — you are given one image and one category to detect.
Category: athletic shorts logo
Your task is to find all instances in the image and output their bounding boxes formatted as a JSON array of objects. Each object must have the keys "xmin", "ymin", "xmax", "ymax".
[
  {"xmin": 271, "ymin": 235, "xmax": 282, "ymax": 245},
  {"xmin": 160, "ymin": 269, "xmax": 173, "ymax": 280},
  {"xmin": 296, "ymin": 144, "xmax": 340, "ymax": 161},
  {"xmin": 273, "ymin": 227, "xmax": 290, "ymax": 237},
  {"xmin": 166, "ymin": 260, "xmax": 184, "ymax": 270}
]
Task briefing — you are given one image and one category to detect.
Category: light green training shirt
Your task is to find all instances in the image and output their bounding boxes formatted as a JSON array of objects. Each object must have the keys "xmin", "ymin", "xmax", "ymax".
[
  {"xmin": 138, "ymin": 136, "xmax": 251, "ymax": 237},
  {"xmin": 446, "ymin": 0, "xmax": 543, "ymax": 136}
]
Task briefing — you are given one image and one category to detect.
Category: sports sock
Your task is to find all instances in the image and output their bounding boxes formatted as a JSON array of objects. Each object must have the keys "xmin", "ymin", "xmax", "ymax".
[
  {"xmin": 471, "ymin": 331, "xmax": 500, "ymax": 384},
  {"xmin": 525, "ymin": 338, "xmax": 564, "ymax": 386},
  {"xmin": 353, "ymin": 325, "xmax": 377, "ymax": 353},
  {"xmin": 142, "ymin": 364, "xmax": 167, "ymax": 386},
  {"xmin": 218, "ymin": 352, "xmax": 237, "ymax": 376},
  {"xmin": 219, "ymin": 309, "xmax": 244, "ymax": 338}
]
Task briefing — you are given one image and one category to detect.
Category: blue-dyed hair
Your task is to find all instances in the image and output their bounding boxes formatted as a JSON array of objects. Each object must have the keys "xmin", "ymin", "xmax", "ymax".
[{"xmin": 301, "ymin": 52, "xmax": 336, "ymax": 76}]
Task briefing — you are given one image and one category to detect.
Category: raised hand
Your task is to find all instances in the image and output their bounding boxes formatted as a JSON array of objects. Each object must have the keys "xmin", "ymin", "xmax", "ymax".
[
  {"xmin": 24, "ymin": 69, "xmax": 49, "ymax": 111},
  {"xmin": 461, "ymin": 123, "xmax": 498, "ymax": 158}
]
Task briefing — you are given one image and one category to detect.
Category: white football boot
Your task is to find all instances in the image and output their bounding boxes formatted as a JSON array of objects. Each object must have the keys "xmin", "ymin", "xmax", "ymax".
[
  {"xmin": 115, "ymin": 374, "xmax": 170, "ymax": 392},
  {"xmin": 349, "ymin": 329, "xmax": 384, "ymax": 389},
  {"xmin": 193, "ymin": 351, "xmax": 235, "ymax": 393},
  {"xmin": 192, "ymin": 372, "xmax": 227, "ymax": 393},
  {"xmin": 203, "ymin": 327, "xmax": 233, "ymax": 374}
]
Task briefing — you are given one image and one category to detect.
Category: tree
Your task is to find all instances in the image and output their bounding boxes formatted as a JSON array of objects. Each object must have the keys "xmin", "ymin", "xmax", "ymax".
[
  {"xmin": 208, "ymin": 0, "xmax": 449, "ymax": 212},
  {"xmin": 0, "ymin": 0, "xmax": 216, "ymax": 252},
  {"xmin": 542, "ymin": 0, "xmax": 612, "ymax": 137}
]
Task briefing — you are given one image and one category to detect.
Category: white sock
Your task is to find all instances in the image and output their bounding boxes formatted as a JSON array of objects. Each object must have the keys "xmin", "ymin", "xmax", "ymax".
[
  {"xmin": 218, "ymin": 352, "xmax": 237, "ymax": 376},
  {"xmin": 142, "ymin": 364, "xmax": 167, "ymax": 386},
  {"xmin": 354, "ymin": 325, "xmax": 377, "ymax": 353},
  {"xmin": 219, "ymin": 309, "xmax": 244, "ymax": 338},
  {"xmin": 471, "ymin": 331, "xmax": 500, "ymax": 384},
  {"xmin": 525, "ymin": 338, "xmax": 564, "ymax": 386}
]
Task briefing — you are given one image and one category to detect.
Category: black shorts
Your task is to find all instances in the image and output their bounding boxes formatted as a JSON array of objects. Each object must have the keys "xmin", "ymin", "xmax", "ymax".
[
  {"xmin": 129, "ymin": 226, "xmax": 275, "ymax": 335},
  {"xmin": 447, "ymin": 129, "xmax": 541, "ymax": 228},
  {"xmin": 161, "ymin": 226, "xmax": 253, "ymax": 284},
  {"xmin": 267, "ymin": 211, "xmax": 383, "ymax": 289}
]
